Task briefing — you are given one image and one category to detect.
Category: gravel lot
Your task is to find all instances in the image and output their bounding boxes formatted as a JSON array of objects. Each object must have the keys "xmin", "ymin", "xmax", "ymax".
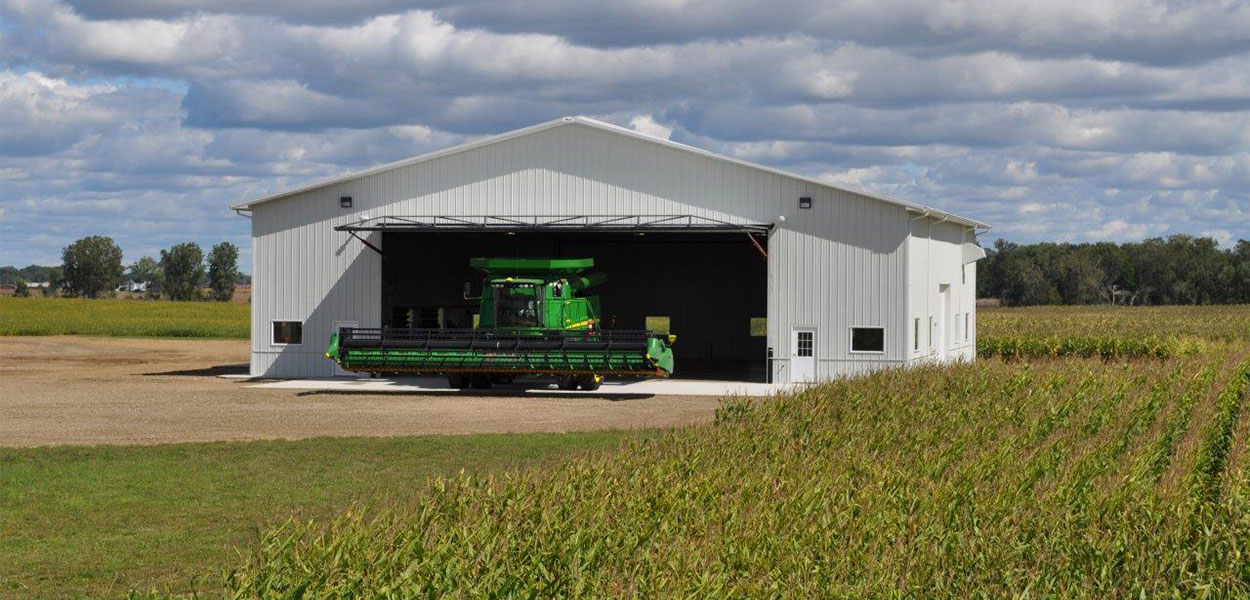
[{"xmin": 0, "ymin": 337, "xmax": 722, "ymax": 447}]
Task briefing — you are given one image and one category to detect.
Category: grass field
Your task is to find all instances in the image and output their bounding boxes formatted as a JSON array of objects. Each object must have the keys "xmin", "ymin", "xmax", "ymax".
[
  {"xmin": 0, "ymin": 297, "xmax": 249, "ymax": 338},
  {"xmin": 0, "ymin": 432, "xmax": 632, "ymax": 598}
]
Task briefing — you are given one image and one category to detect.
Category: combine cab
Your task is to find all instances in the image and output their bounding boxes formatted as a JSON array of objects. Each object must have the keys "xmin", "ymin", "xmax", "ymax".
[{"xmin": 325, "ymin": 257, "xmax": 675, "ymax": 390}]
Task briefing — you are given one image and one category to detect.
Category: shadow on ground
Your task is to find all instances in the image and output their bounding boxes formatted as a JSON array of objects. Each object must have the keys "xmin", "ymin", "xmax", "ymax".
[
  {"xmin": 143, "ymin": 363, "xmax": 250, "ymax": 377},
  {"xmin": 292, "ymin": 389, "xmax": 656, "ymax": 401}
]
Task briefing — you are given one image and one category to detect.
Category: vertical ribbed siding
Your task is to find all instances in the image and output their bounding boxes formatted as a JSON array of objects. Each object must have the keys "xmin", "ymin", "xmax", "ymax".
[
  {"xmin": 905, "ymin": 219, "xmax": 979, "ymax": 367},
  {"xmin": 250, "ymin": 122, "xmax": 936, "ymax": 380}
]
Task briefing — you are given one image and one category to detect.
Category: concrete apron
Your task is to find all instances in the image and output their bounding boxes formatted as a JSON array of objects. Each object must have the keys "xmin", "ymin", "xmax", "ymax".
[{"xmin": 244, "ymin": 375, "xmax": 795, "ymax": 398}]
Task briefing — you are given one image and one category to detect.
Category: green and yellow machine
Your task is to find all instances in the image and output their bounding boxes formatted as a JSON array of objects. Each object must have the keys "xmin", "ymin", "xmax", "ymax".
[{"xmin": 325, "ymin": 257, "xmax": 675, "ymax": 390}]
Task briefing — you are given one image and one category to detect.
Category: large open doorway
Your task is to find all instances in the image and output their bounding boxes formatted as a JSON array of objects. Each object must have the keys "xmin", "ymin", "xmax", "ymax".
[{"xmin": 375, "ymin": 228, "xmax": 768, "ymax": 382}]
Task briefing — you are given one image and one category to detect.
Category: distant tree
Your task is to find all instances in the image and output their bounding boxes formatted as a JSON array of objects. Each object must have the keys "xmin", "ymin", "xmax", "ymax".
[
  {"xmin": 206, "ymin": 242, "xmax": 240, "ymax": 302},
  {"xmin": 61, "ymin": 236, "xmax": 124, "ymax": 298},
  {"xmin": 977, "ymin": 235, "xmax": 1248, "ymax": 306},
  {"xmin": 160, "ymin": 243, "xmax": 205, "ymax": 301},
  {"xmin": 14, "ymin": 278, "xmax": 30, "ymax": 297},
  {"xmin": 127, "ymin": 256, "xmax": 164, "ymax": 299},
  {"xmin": 47, "ymin": 266, "xmax": 64, "ymax": 297}
]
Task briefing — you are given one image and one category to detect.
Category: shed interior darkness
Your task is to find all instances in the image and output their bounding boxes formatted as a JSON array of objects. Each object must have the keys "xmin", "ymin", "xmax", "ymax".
[{"xmin": 380, "ymin": 231, "xmax": 767, "ymax": 381}]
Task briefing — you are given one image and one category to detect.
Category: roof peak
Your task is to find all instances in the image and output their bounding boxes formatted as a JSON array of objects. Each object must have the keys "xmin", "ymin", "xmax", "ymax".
[{"xmin": 230, "ymin": 116, "xmax": 987, "ymax": 230}]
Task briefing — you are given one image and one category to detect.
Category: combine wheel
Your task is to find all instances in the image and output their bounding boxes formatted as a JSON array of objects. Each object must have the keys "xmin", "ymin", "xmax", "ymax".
[
  {"xmin": 577, "ymin": 374, "xmax": 603, "ymax": 391},
  {"xmin": 556, "ymin": 375, "xmax": 579, "ymax": 390},
  {"xmin": 447, "ymin": 374, "xmax": 468, "ymax": 389}
]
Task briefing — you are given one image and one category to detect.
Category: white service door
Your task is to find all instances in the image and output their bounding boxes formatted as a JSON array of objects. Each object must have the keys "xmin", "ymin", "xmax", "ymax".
[
  {"xmin": 791, "ymin": 328, "xmax": 817, "ymax": 383},
  {"xmin": 331, "ymin": 320, "xmax": 359, "ymax": 376},
  {"xmin": 937, "ymin": 284, "xmax": 951, "ymax": 359}
]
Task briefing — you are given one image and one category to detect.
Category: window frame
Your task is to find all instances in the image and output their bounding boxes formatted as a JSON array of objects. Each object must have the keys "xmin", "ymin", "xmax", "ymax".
[
  {"xmin": 271, "ymin": 320, "xmax": 304, "ymax": 346},
  {"xmin": 849, "ymin": 326, "xmax": 886, "ymax": 355},
  {"xmin": 795, "ymin": 330, "xmax": 815, "ymax": 358}
]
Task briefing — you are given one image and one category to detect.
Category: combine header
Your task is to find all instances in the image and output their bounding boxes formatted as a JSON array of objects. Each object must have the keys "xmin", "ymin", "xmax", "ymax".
[{"xmin": 325, "ymin": 257, "xmax": 675, "ymax": 390}]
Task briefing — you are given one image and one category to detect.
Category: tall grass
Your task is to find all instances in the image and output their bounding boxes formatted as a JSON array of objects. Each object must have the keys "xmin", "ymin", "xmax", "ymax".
[
  {"xmin": 0, "ymin": 297, "xmax": 248, "ymax": 338},
  {"xmin": 205, "ymin": 351, "xmax": 1249, "ymax": 598}
]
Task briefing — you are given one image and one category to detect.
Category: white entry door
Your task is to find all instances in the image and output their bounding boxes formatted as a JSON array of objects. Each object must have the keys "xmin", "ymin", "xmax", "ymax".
[
  {"xmin": 791, "ymin": 327, "xmax": 817, "ymax": 383},
  {"xmin": 331, "ymin": 320, "xmax": 359, "ymax": 376}
]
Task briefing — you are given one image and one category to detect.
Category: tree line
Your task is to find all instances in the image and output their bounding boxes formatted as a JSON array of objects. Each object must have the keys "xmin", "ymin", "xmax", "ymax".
[
  {"xmin": 2, "ymin": 236, "xmax": 246, "ymax": 301},
  {"xmin": 979, "ymin": 234, "xmax": 1250, "ymax": 306}
]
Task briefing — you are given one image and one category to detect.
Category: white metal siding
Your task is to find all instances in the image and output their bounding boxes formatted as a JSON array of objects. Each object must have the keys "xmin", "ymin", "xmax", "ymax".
[
  {"xmin": 906, "ymin": 219, "xmax": 978, "ymax": 365},
  {"xmin": 249, "ymin": 122, "xmax": 931, "ymax": 380}
]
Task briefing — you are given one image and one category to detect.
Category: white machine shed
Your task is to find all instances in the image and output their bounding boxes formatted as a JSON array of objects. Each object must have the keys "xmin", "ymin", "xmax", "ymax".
[{"xmin": 231, "ymin": 116, "xmax": 989, "ymax": 382}]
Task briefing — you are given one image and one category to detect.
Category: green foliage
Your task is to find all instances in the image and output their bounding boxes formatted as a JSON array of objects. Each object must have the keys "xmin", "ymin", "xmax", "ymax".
[
  {"xmin": 977, "ymin": 335, "xmax": 1203, "ymax": 360},
  {"xmin": 210, "ymin": 351, "xmax": 1249, "ymax": 598},
  {"xmin": 980, "ymin": 235, "xmax": 1250, "ymax": 306},
  {"xmin": 1, "ymin": 432, "xmax": 630, "ymax": 598},
  {"xmin": 0, "ymin": 297, "xmax": 248, "ymax": 338},
  {"xmin": 206, "ymin": 242, "xmax": 240, "ymax": 302},
  {"xmin": 980, "ymin": 305, "xmax": 1250, "ymax": 344},
  {"xmin": 0, "ymin": 264, "xmax": 59, "ymax": 286},
  {"xmin": 128, "ymin": 255, "xmax": 164, "ymax": 298},
  {"xmin": 161, "ymin": 242, "xmax": 205, "ymax": 301},
  {"xmin": 13, "ymin": 278, "xmax": 29, "ymax": 297},
  {"xmin": 61, "ymin": 235, "xmax": 124, "ymax": 298}
]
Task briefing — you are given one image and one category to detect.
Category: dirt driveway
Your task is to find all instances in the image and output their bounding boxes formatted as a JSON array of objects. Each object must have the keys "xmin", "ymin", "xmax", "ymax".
[{"xmin": 0, "ymin": 337, "xmax": 723, "ymax": 448}]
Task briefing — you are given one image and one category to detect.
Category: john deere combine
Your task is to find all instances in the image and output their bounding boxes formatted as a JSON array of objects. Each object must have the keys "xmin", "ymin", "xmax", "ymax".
[{"xmin": 325, "ymin": 257, "xmax": 675, "ymax": 390}]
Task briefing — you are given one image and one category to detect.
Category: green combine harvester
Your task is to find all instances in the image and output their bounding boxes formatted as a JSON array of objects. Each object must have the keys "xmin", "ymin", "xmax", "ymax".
[{"xmin": 325, "ymin": 257, "xmax": 675, "ymax": 390}]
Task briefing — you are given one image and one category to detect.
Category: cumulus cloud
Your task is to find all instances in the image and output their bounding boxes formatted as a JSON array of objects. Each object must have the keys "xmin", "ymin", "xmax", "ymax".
[{"xmin": 0, "ymin": 0, "xmax": 1246, "ymax": 268}]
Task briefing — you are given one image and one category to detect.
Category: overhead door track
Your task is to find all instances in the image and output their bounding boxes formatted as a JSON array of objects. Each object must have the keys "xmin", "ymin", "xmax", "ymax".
[{"xmin": 335, "ymin": 214, "xmax": 774, "ymax": 234}]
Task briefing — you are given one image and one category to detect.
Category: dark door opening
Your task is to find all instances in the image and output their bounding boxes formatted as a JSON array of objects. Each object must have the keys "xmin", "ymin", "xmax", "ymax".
[{"xmin": 380, "ymin": 231, "xmax": 768, "ymax": 381}]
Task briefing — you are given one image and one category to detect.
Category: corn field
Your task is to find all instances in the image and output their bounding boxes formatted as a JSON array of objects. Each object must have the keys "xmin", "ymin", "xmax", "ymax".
[
  {"xmin": 977, "ymin": 305, "xmax": 1250, "ymax": 360},
  {"xmin": 209, "ymin": 356, "xmax": 1248, "ymax": 597}
]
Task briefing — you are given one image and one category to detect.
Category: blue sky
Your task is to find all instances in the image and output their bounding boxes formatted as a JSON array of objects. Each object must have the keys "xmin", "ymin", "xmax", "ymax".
[{"xmin": 1, "ymin": 0, "xmax": 1247, "ymax": 273}]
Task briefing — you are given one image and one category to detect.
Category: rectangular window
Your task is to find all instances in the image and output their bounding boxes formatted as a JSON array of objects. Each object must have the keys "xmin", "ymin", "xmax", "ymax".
[
  {"xmin": 796, "ymin": 331, "xmax": 814, "ymax": 357},
  {"xmin": 913, "ymin": 318, "xmax": 920, "ymax": 351},
  {"xmin": 962, "ymin": 264, "xmax": 966, "ymax": 285},
  {"xmin": 851, "ymin": 327, "xmax": 885, "ymax": 353},
  {"xmin": 272, "ymin": 321, "xmax": 302, "ymax": 345},
  {"xmin": 955, "ymin": 313, "xmax": 960, "ymax": 344},
  {"xmin": 965, "ymin": 313, "xmax": 970, "ymax": 341}
]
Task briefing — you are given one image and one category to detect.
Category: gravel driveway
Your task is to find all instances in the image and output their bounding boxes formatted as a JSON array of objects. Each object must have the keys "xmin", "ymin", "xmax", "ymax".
[{"xmin": 0, "ymin": 336, "xmax": 722, "ymax": 447}]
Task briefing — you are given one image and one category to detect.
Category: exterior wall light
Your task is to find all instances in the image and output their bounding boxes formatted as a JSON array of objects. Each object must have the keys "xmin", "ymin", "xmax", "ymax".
[
  {"xmin": 799, "ymin": 196, "xmax": 813, "ymax": 209},
  {"xmin": 340, "ymin": 196, "xmax": 353, "ymax": 208}
]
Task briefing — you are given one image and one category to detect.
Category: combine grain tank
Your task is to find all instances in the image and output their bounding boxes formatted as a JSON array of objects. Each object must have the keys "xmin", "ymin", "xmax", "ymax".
[{"xmin": 325, "ymin": 257, "xmax": 675, "ymax": 390}]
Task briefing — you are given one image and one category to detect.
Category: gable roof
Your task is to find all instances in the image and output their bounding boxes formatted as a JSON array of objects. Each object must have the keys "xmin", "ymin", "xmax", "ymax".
[{"xmin": 230, "ymin": 116, "xmax": 989, "ymax": 229}]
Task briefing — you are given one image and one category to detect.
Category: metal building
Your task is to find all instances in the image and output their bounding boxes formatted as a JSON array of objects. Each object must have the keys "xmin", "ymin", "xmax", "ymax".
[{"xmin": 230, "ymin": 116, "xmax": 989, "ymax": 383}]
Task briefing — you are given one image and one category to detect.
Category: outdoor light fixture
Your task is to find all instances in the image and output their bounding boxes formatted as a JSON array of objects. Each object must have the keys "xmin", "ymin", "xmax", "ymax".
[
  {"xmin": 340, "ymin": 196, "xmax": 353, "ymax": 208},
  {"xmin": 799, "ymin": 196, "xmax": 813, "ymax": 209}
]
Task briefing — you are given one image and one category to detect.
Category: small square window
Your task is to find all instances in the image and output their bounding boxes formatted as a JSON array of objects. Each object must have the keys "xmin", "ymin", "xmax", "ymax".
[
  {"xmin": 796, "ymin": 331, "xmax": 813, "ymax": 357},
  {"xmin": 798, "ymin": 196, "xmax": 813, "ymax": 209},
  {"xmin": 340, "ymin": 196, "xmax": 353, "ymax": 208},
  {"xmin": 273, "ymin": 321, "xmax": 303, "ymax": 345},
  {"xmin": 851, "ymin": 327, "xmax": 885, "ymax": 353}
]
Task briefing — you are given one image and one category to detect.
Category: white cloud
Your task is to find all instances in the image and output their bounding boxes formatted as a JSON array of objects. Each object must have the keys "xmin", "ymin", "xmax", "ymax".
[
  {"xmin": 0, "ymin": 0, "xmax": 1245, "ymax": 268},
  {"xmin": 629, "ymin": 114, "xmax": 673, "ymax": 140}
]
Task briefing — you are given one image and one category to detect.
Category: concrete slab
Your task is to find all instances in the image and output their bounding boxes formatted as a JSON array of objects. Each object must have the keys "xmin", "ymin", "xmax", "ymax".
[{"xmin": 246, "ymin": 376, "xmax": 794, "ymax": 397}]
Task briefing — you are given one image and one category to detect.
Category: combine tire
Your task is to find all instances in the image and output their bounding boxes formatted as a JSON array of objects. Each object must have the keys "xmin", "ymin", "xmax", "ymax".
[
  {"xmin": 557, "ymin": 375, "xmax": 579, "ymax": 390},
  {"xmin": 578, "ymin": 374, "xmax": 603, "ymax": 391},
  {"xmin": 447, "ymin": 374, "xmax": 469, "ymax": 389}
]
